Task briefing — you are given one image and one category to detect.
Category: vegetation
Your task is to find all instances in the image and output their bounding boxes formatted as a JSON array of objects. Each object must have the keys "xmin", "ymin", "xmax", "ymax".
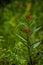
[{"xmin": 0, "ymin": 0, "xmax": 43, "ymax": 65}]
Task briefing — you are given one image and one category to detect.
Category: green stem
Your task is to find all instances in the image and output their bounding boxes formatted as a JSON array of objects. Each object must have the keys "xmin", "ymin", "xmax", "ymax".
[{"xmin": 27, "ymin": 34, "xmax": 33, "ymax": 65}]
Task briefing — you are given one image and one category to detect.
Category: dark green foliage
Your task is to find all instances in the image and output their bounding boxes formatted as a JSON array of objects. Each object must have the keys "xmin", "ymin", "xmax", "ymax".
[{"xmin": 0, "ymin": 0, "xmax": 13, "ymax": 7}]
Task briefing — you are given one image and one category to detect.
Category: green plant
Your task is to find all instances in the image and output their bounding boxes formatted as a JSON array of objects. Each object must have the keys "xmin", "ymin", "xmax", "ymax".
[{"xmin": 0, "ymin": 0, "xmax": 43, "ymax": 65}]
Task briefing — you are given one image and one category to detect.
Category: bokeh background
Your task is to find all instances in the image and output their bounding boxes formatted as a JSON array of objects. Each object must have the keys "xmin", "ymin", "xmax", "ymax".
[{"xmin": 0, "ymin": 0, "xmax": 43, "ymax": 65}]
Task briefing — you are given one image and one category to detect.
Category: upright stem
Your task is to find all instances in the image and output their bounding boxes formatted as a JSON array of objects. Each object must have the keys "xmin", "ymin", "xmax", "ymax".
[{"xmin": 27, "ymin": 33, "xmax": 33, "ymax": 65}]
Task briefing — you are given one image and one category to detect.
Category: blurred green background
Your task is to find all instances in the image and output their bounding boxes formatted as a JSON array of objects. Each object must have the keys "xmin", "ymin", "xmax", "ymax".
[{"xmin": 0, "ymin": 0, "xmax": 43, "ymax": 65}]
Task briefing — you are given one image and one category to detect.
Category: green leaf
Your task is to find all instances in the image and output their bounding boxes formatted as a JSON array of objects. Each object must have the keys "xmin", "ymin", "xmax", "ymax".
[
  {"xmin": 33, "ymin": 26, "xmax": 41, "ymax": 34},
  {"xmin": 33, "ymin": 41, "xmax": 41, "ymax": 49},
  {"xmin": 15, "ymin": 33, "xmax": 27, "ymax": 42}
]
